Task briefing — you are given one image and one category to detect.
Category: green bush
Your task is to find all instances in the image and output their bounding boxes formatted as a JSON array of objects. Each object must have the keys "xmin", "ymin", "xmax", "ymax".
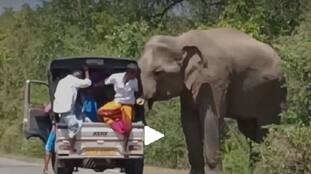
[
  {"xmin": 0, "ymin": 123, "xmax": 23, "ymax": 154},
  {"xmin": 276, "ymin": 8, "xmax": 311, "ymax": 124},
  {"xmin": 254, "ymin": 126, "xmax": 311, "ymax": 174},
  {"xmin": 0, "ymin": 119, "xmax": 44, "ymax": 157},
  {"xmin": 221, "ymin": 120, "xmax": 252, "ymax": 174},
  {"xmin": 145, "ymin": 99, "xmax": 189, "ymax": 169},
  {"xmin": 19, "ymin": 138, "xmax": 45, "ymax": 158},
  {"xmin": 254, "ymin": 3, "xmax": 311, "ymax": 173}
]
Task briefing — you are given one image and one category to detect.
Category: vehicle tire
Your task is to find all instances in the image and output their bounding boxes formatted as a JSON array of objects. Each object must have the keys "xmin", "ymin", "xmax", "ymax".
[
  {"xmin": 53, "ymin": 157, "xmax": 73, "ymax": 174},
  {"xmin": 124, "ymin": 158, "xmax": 144, "ymax": 174}
]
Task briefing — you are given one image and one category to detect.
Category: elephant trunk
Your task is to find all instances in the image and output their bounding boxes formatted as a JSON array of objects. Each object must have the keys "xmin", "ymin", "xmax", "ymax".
[{"xmin": 144, "ymin": 99, "xmax": 154, "ymax": 112}]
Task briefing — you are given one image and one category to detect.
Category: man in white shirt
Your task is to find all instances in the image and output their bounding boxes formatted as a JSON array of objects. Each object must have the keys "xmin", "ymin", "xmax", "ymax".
[
  {"xmin": 53, "ymin": 68, "xmax": 92, "ymax": 139},
  {"xmin": 104, "ymin": 63, "xmax": 139, "ymax": 105},
  {"xmin": 98, "ymin": 63, "xmax": 143, "ymax": 135}
]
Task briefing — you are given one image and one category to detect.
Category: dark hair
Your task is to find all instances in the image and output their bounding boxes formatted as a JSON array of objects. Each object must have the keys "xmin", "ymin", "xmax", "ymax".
[
  {"xmin": 124, "ymin": 63, "xmax": 139, "ymax": 82},
  {"xmin": 72, "ymin": 70, "xmax": 83, "ymax": 78},
  {"xmin": 126, "ymin": 63, "xmax": 138, "ymax": 71}
]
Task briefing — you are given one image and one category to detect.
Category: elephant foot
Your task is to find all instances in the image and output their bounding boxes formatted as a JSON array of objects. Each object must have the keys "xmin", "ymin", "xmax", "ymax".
[{"xmin": 189, "ymin": 168, "xmax": 205, "ymax": 174}]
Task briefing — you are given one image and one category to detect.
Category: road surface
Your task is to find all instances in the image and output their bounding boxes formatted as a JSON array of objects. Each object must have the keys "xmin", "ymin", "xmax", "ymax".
[{"xmin": 0, "ymin": 157, "xmax": 188, "ymax": 174}]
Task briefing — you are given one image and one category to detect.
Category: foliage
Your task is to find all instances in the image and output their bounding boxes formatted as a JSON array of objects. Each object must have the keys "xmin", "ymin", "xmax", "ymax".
[
  {"xmin": 215, "ymin": 0, "xmax": 306, "ymax": 41},
  {"xmin": 104, "ymin": 21, "xmax": 150, "ymax": 57},
  {"xmin": 0, "ymin": 121, "xmax": 44, "ymax": 157},
  {"xmin": 217, "ymin": 0, "xmax": 267, "ymax": 40},
  {"xmin": 254, "ymin": 125, "xmax": 311, "ymax": 174},
  {"xmin": 253, "ymin": 3, "xmax": 311, "ymax": 174},
  {"xmin": 276, "ymin": 4, "xmax": 311, "ymax": 124},
  {"xmin": 145, "ymin": 99, "xmax": 188, "ymax": 169},
  {"xmin": 221, "ymin": 120, "xmax": 252, "ymax": 174}
]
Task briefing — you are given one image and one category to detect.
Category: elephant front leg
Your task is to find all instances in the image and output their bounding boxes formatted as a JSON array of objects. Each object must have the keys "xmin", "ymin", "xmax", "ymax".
[
  {"xmin": 201, "ymin": 108, "xmax": 221, "ymax": 174},
  {"xmin": 181, "ymin": 111, "xmax": 205, "ymax": 174},
  {"xmin": 181, "ymin": 94, "xmax": 205, "ymax": 174},
  {"xmin": 197, "ymin": 83, "xmax": 226, "ymax": 174}
]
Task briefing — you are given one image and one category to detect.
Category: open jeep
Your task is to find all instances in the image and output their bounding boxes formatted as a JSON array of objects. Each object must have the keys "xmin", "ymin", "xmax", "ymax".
[{"xmin": 23, "ymin": 57, "xmax": 145, "ymax": 174}]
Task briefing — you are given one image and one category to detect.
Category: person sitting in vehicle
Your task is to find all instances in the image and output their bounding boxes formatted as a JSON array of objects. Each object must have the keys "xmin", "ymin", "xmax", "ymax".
[
  {"xmin": 81, "ymin": 88, "xmax": 98, "ymax": 122},
  {"xmin": 97, "ymin": 63, "xmax": 144, "ymax": 135},
  {"xmin": 53, "ymin": 67, "xmax": 92, "ymax": 150}
]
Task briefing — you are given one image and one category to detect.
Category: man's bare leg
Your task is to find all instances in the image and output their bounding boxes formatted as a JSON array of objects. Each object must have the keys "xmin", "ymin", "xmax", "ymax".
[
  {"xmin": 69, "ymin": 136, "xmax": 77, "ymax": 154},
  {"xmin": 43, "ymin": 153, "xmax": 51, "ymax": 174}
]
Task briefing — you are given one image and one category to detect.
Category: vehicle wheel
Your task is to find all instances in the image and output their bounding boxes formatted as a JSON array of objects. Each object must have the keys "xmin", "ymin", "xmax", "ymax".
[
  {"xmin": 124, "ymin": 158, "xmax": 144, "ymax": 174},
  {"xmin": 53, "ymin": 157, "xmax": 73, "ymax": 174}
]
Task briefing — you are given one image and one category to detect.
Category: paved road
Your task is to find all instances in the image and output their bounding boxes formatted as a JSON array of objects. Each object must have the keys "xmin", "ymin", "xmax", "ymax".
[
  {"xmin": 0, "ymin": 157, "xmax": 120, "ymax": 174},
  {"xmin": 0, "ymin": 157, "xmax": 188, "ymax": 174}
]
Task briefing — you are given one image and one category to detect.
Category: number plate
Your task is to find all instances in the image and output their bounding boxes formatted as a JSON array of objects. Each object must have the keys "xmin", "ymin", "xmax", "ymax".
[{"xmin": 82, "ymin": 148, "xmax": 118, "ymax": 156}]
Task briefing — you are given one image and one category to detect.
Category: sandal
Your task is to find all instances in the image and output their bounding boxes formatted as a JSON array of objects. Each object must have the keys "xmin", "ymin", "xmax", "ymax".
[{"xmin": 43, "ymin": 169, "xmax": 48, "ymax": 174}]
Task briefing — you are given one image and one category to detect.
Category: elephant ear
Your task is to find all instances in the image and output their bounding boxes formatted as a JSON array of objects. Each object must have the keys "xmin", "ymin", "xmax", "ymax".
[{"xmin": 181, "ymin": 46, "xmax": 208, "ymax": 95}]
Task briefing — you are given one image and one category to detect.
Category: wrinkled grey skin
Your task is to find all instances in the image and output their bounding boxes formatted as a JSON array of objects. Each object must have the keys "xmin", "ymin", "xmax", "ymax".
[{"xmin": 138, "ymin": 28, "xmax": 286, "ymax": 174}]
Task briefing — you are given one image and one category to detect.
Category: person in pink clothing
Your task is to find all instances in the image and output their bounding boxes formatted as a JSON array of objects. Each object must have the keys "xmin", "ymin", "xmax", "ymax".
[{"xmin": 98, "ymin": 63, "xmax": 144, "ymax": 135}]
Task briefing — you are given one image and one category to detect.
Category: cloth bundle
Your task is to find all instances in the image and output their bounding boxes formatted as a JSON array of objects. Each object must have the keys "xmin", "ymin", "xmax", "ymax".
[{"xmin": 97, "ymin": 101, "xmax": 133, "ymax": 135}]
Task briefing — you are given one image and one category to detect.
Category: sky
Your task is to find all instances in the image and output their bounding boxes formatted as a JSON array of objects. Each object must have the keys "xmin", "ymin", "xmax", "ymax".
[{"xmin": 0, "ymin": 0, "xmax": 41, "ymax": 14}]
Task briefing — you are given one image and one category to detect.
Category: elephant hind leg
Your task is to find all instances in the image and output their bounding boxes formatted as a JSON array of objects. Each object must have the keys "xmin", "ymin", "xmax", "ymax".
[
  {"xmin": 236, "ymin": 117, "xmax": 272, "ymax": 168},
  {"xmin": 236, "ymin": 118, "xmax": 265, "ymax": 143},
  {"xmin": 237, "ymin": 114, "xmax": 280, "ymax": 143}
]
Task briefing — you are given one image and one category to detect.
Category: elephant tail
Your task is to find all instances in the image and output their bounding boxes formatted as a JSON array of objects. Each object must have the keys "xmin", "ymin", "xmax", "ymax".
[{"xmin": 279, "ymin": 76, "xmax": 287, "ymax": 111}]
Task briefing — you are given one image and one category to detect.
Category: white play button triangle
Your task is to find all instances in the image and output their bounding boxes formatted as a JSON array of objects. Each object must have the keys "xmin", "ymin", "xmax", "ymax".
[{"xmin": 144, "ymin": 126, "xmax": 165, "ymax": 145}]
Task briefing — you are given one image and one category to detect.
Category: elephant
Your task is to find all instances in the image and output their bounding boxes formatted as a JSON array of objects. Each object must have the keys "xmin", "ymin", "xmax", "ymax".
[{"xmin": 138, "ymin": 28, "xmax": 286, "ymax": 174}]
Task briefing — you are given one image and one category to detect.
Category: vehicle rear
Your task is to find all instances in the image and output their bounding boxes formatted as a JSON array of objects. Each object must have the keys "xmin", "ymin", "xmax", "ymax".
[{"xmin": 23, "ymin": 57, "xmax": 145, "ymax": 174}]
